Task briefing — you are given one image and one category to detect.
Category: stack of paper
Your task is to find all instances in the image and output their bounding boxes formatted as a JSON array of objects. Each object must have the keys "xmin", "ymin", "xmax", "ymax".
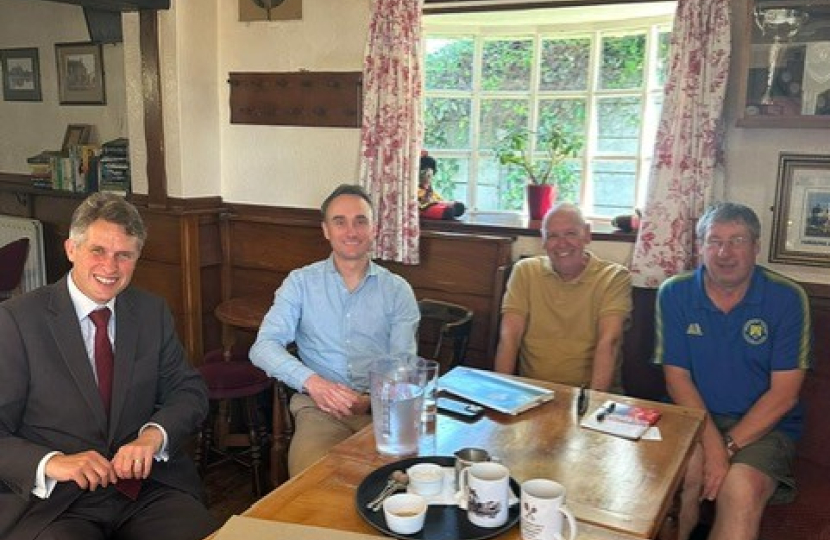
[{"xmin": 580, "ymin": 400, "xmax": 662, "ymax": 440}]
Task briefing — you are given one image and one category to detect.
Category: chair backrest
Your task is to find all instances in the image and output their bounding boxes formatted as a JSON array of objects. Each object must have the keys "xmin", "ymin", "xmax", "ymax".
[
  {"xmin": 417, "ymin": 298, "xmax": 474, "ymax": 372},
  {"xmin": 0, "ymin": 238, "xmax": 30, "ymax": 299}
]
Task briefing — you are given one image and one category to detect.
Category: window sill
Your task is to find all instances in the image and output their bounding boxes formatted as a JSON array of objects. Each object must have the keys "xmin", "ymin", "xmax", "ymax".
[{"xmin": 419, "ymin": 212, "xmax": 637, "ymax": 243}]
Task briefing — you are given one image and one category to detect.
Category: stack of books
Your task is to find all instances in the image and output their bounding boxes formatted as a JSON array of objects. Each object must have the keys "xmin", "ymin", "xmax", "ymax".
[
  {"xmin": 27, "ymin": 151, "xmax": 60, "ymax": 189},
  {"xmin": 27, "ymin": 147, "xmax": 99, "ymax": 193},
  {"xmin": 98, "ymin": 138, "xmax": 130, "ymax": 195}
]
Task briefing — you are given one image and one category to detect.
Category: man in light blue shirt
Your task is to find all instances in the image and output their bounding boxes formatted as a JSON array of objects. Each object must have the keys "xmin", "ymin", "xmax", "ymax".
[{"xmin": 251, "ymin": 184, "xmax": 419, "ymax": 475}]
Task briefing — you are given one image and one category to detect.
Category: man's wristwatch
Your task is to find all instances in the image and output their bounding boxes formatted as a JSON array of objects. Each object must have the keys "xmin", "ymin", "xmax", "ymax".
[{"xmin": 724, "ymin": 434, "xmax": 741, "ymax": 455}]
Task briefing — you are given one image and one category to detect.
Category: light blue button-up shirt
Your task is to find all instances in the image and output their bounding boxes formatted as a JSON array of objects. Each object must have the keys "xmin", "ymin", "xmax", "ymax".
[{"xmin": 250, "ymin": 256, "xmax": 419, "ymax": 393}]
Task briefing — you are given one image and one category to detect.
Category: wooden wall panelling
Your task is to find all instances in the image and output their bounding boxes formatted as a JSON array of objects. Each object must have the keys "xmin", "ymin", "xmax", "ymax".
[
  {"xmin": 228, "ymin": 72, "xmax": 363, "ymax": 128},
  {"xmin": 221, "ymin": 210, "xmax": 514, "ymax": 367},
  {"xmin": 131, "ymin": 207, "xmax": 225, "ymax": 365}
]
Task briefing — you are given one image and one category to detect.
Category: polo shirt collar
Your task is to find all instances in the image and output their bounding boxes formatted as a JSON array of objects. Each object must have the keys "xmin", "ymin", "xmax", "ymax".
[
  {"xmin": 542, "ymin": 251, "xmax": 597, "ymax": 283},
  {"xmin": 694, "ymin": 265, "xmax": 764, "ymax": 311}
]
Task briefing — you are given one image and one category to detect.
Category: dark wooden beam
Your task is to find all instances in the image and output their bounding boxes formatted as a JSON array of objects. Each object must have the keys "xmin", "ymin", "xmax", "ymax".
[
  {"xmin": 140, "ymin": 10, "xmax": 168, "ymax": 209},
  {"xmin": 39, "ymin": 0, "xmax": 169, "ymax": 11}
]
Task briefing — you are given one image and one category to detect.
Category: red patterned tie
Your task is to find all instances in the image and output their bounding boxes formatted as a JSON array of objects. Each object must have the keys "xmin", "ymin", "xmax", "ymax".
[
  {"xmin": 89, "ymin": 308, "xmax": 141, "ymax": 500},
  {"xmin": 89, "ymin": 308, "xmax": 114, "ymax": 413}
]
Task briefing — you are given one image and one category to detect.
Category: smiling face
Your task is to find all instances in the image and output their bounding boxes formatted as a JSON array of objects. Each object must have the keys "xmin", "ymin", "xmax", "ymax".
[
  {"xmin": 65, "ymin": 219, "xmax": 141, "ymax": 304},
  {"xmin": 321, "ymin": 193, "xmax": 375, "ymax": 264},
  {"xmin": 542, "ymin": 207, "xmax": 591, "ymax": 280},
  {"xmin": 701, "ymin": 220, "xmax": 759, "ymax": 293}
]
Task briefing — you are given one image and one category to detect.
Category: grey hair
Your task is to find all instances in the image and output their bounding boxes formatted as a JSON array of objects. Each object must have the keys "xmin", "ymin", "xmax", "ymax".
[
  {"xmin": 540, "ymin": 202, "xmax": 586, "ymax": 238},
  {"xmin": 696, "ymin": 202, "xmax": 761, "ymax": 241},
  {"xmin": 69, "ymin": 192, "xmax": 147, "ymax": 250}
]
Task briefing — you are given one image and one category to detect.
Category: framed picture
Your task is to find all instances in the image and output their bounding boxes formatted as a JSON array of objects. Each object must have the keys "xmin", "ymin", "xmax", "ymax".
[
  {"xmin": 55, "ymin": 42, "xmax": 106, "ymax": 105},
  {"xmin": 0, "ymin": 47, "xmax": 42, "ymax": 102},
  {"xmin": 61, "ymin": 124, "xmax": 93, "ymax": 153},
  {"xmin": 770, "ymin": 153, "xmax": 830, "ymax": 267}
]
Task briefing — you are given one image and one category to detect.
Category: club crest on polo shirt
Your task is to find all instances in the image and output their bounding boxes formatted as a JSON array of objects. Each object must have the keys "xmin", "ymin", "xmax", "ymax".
[
  {"xmin": 743, "ymin": 319, "xmax": 768, "ymax": 345},
  {"xmin": 685, "ymin": 323, "xmax": 703, "ymax": 336}
]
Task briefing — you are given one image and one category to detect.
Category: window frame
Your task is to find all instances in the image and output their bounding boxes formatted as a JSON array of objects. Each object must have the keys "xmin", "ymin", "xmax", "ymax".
[{"xmin": 422, "ymin": 5, "xmax": 675, "ymax": 222}]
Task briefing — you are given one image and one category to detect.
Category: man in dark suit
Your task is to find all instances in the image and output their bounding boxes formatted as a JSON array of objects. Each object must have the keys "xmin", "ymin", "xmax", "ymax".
[{"xmin": 0, "ymin": 193, "xmax": 217, "ymax": 540}]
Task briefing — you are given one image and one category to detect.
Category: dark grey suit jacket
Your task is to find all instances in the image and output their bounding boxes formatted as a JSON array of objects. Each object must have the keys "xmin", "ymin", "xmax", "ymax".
[{"xmin": 0, "ymin": 278, "xmax": 208, "ymax": 539}]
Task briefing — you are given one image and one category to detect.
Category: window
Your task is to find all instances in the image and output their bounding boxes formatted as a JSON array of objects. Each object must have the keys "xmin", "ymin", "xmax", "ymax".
[{"xmin": 422, "ymin": 3, "xmax": 676, "ymax": 220}]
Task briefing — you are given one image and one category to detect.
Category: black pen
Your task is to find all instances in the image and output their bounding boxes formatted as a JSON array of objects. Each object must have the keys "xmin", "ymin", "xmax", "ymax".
[
  {"xmin": 596, "ymin": 402, "xmax": 616, "ymax": 422},
  {"xmin": 577, "ymin": 385, "xmax": 588, "ymax": 416}
]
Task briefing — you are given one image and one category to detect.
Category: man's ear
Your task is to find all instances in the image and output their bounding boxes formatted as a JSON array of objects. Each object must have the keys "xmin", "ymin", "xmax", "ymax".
[{"xmin": 321, "ymin": 221, "xmax": 331, "ymax": 241}]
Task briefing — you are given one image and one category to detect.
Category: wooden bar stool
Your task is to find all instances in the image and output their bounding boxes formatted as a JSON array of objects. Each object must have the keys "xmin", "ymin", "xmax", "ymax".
[{"xmin": 195, "ymin": 347, "xmax": 271, "ymax": 497}]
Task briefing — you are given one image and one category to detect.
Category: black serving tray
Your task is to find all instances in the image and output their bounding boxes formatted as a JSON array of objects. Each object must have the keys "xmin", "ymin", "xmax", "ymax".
[{"xmin": 355, "ymin": 456, "xmax": 520, "ymax": 540}]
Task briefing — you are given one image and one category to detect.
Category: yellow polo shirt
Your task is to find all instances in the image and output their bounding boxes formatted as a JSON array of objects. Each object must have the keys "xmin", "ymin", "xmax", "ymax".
[{"xmin": 501, "ymin": 253, "xmax": 632, "ymax": 386}]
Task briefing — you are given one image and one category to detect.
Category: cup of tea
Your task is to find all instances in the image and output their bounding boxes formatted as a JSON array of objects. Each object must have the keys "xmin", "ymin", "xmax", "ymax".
[
  {"xmin": 459, "ymin": 462, "xmax": 510, "ymax": 528},
  {"xmin": 383, "ymin": 493, "xmax": 428, "ymax": 535},
  {"xmin": 520, "ymin": 479, "xmax": 577, "ymax": 540}
]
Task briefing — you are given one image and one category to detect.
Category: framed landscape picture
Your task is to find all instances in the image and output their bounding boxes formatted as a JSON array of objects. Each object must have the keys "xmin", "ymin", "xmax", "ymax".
[
  {"xmin": 55, "ymin": 42, "xmax": 106, "ymax": 105},
  {"xmin": 770, "ymin": 153, "xmax": 830, "ymax": 267},
  {"xmin": 0, "ymin": 47, "xmax": 42, "ymax": 102}
]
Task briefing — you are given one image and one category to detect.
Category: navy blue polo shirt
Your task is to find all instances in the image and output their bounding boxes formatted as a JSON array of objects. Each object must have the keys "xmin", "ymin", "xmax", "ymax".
[{"xmin": 654, "ymin": 266, "xmax": 811, "ymax": 439}]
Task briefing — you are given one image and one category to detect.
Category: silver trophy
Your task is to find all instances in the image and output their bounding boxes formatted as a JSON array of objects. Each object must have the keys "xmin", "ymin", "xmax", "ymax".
[{"xmin": 754, "ymin": 7, "xmax": 809, "ymax": 105}]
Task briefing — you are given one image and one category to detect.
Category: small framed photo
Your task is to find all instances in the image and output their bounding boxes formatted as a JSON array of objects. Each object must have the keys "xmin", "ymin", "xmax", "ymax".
[
  {"xmin": 0, "ymin": 47, "xmax": 42, "ymax": 102},
  {"xmin": 770, "ymin": 153, "xmax": 830, "ymax": 267},
  {"xmin": 61, "ymin": 124, "xmax": 93, "ymax": 153},
  {"xmin": 55, "ymin": 42, "xmax": 106, "ymax": 105}
]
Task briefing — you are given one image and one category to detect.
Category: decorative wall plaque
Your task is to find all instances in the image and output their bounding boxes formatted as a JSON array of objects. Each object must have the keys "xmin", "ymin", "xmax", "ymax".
[{"xmin": 228, "ymin": 72, "xmax": 363, "ymax": 128}]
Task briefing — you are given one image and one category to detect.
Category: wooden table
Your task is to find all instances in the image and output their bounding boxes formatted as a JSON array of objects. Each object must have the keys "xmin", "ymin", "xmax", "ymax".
[
  {"xmin": 224, "ymin": 382, "xmax": 704, "ymax": 540},
  {"xmin": 214, "ymin": 295, "xmax": 272, "ymax": 358}
]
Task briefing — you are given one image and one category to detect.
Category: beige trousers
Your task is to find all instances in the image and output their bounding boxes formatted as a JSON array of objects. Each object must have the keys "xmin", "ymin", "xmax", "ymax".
[{"xmin": 288, "ymin": 392, "xmax": 372, "ymax": 477}]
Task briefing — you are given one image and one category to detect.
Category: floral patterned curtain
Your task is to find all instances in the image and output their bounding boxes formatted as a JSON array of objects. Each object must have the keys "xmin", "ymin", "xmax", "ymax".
[
  {"xmin": 359, "ymin": 0, "xmax": 424, "ymax": 264},
  {"xmin": 630, "ymin": 0, "xmax": 731, "ymax": 288}
]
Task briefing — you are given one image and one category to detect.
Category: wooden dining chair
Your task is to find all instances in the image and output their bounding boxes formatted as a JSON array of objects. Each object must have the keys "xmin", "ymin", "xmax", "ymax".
[
  {"xmin": 0, "ymin": 238, "xmax": 30, "ymax": 300},
  {"xmin": 417, "ymin": 298, "xmax": 474, "ymax": 373}
]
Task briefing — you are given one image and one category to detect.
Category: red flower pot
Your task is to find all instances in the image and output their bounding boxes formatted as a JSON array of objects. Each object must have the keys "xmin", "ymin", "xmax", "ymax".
[{"xmin": 527, "ymin": 184, "xmax": 557, "ymax": 221}]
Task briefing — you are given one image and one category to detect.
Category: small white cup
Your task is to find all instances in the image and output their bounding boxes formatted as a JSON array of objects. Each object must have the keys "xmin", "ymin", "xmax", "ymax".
[
  {"xmin": 408, "ymin": 462, "xmax": 445, "ymax": 496},
  {"xmin": 459, "ymin": 461, "xmax": 510, "ymax": 528},
  {"xmin": 383, "ymin": 493, "xmax": 428, "ymax": 535},
  {"xmin": 520, "ymin": 479, "xmax": 577, "ymax": 540}
]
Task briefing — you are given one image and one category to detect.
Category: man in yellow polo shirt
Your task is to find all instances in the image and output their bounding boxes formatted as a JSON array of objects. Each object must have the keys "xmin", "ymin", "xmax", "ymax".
[{"xmin": 494, "ymin": 203, "xmax": 632, "ymax": 391}]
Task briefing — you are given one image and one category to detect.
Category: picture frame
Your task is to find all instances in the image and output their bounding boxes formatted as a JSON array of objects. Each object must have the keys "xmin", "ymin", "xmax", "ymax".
[
  {"xmin": 61, "ymin": 124, "xmax": 93, "ymax": 153},
  {"xmin": 735, "ymin": 0, "xmax": 830, "ymax": 129},
  {"xmin": 770, "ymin": 153, "xmax": 830, "ymax": 267},
  {"xmin": 55, "ymin": 42, "xmax": 106, "ymax": 105},
  {"xmin": 0, "ymin": 47, "xmax": 42, "ymax": 102}
]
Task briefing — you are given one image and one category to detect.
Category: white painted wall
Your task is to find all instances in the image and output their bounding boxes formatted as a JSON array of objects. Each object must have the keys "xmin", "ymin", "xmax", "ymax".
[
  {"xmin": 215, "ymin": 0, "xmax": 370, "ymax": 206},
  {"xmin": 0, "ymin": 0, "xmax": 127, "ymax": 173},
  {"xmin": 1, "ymin": 0, "xmax": 827, "ymax": 285}
]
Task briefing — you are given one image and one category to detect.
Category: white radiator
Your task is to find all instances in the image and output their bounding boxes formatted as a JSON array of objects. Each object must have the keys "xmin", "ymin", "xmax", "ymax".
[{"xmin": 0, "ymin": 215, "xmax": 47, "ymax": 294}]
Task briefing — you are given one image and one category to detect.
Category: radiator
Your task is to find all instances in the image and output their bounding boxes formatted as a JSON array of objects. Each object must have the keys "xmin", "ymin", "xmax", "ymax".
[{"xmin": 0, "ymin": 215, "xmax": 47, "ymax": 294}]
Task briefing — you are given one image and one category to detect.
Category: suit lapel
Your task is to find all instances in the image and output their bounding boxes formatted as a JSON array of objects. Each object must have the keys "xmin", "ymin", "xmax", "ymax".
[{"xmin": 46, "ymin": 279, "xmax": 109, "ymax": 433}]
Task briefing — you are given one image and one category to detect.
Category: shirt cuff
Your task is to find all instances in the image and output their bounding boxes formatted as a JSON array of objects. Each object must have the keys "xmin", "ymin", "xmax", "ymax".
[
  {"xmin": 140, "ymin": 423, "xmax": 170, "ymax": 461},
  {"xmin": 33, "ymin": 451, "xmax": 62, "ymax": 499}
]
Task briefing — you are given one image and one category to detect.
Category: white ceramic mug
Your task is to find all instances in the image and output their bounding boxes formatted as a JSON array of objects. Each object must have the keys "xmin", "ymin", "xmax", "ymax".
[
  {"xmin": 520, "ymin": 479, "xmax": 577, "ymax": 540},
  {"xmin": 459, "ymin": 461, "xmax": 510, "ymax": 528}
]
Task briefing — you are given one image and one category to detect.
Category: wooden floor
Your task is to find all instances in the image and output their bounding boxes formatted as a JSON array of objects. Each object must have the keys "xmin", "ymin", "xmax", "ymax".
[{"xmin": 204, "ymin": 460, "xmax": 261, "ymax": 526}]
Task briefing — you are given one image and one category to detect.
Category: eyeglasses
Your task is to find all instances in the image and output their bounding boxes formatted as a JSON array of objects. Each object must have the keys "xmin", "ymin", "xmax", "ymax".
[{"xmin": 703, "ymin": 236, "xmax": 752, "ymax": 250}]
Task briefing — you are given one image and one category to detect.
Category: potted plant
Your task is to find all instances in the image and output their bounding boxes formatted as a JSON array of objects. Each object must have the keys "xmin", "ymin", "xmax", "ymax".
[{"xmin": 494, "ymin": 125, "xmax": 583, "ymax": 220}]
